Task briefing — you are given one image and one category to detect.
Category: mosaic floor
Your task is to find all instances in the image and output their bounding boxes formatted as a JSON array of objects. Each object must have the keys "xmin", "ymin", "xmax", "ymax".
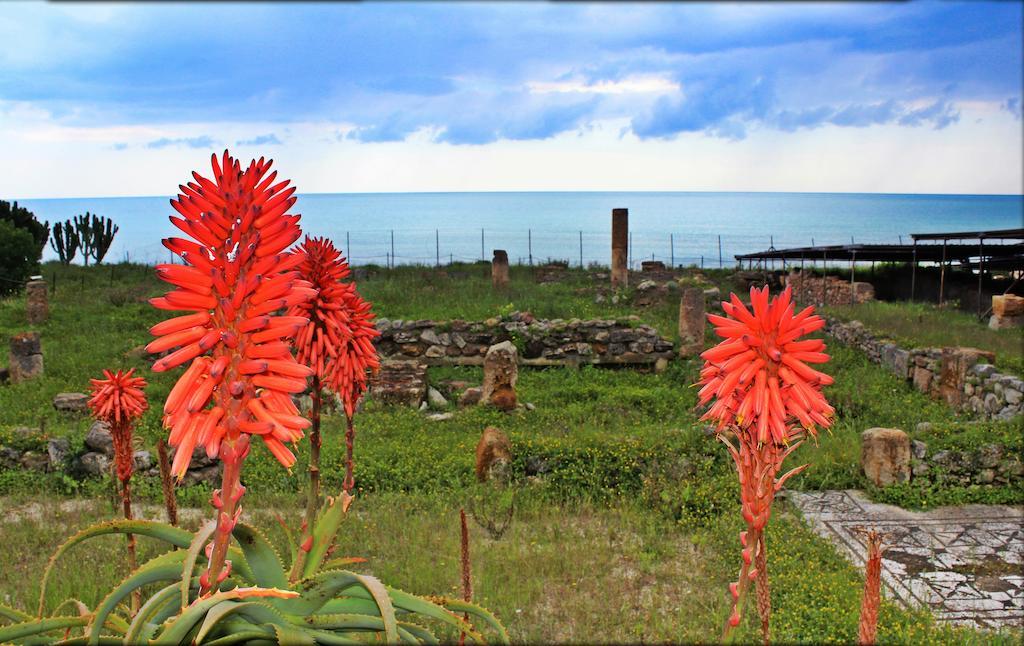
[{"xmin": 787, "ymin": 489, "xmax": 1024, "ymax": 629}]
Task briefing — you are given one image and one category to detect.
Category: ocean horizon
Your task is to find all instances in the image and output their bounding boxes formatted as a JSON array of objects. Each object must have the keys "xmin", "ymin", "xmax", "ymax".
[{"xmin": 19, "ymin": 191, "xmax": 1023, "ymax": 269}]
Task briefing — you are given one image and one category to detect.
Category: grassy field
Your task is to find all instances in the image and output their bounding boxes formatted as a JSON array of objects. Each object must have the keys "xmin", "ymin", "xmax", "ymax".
[
  {"xmin": 826, "ymin": 300, "xmax": 1024, "ymax": 375},
  {"xmin": 0, "ymin": 261, "xmax": 1021, "ymax": 642}
]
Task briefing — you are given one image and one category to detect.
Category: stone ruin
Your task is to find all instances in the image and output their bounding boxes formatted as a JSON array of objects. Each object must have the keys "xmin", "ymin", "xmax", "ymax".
[
  {"xmin": 482, "ymin": 340, "xmax": 518, "ymax": 411},
  {"xmin": 475, "ymin": 426, "xmax": 512, "ymax": 483},
  {"xmin": 990, "ymin": 294, "xmax": 1024, "ymax": 330},
  {"xmin": 9, "ymin": 331, "xmax": 43, "ymax": 383},
  {"xmin": 491, "ymin": 249, "xmax": 510, "ymax": 289},
  {"xmin": 786, "ymin": 270, "xmax": 875, "ymax": 306},
  {"xmin": 677, "ymin": 287, "xmax": 705, "ymax": 357},
  {"xmin": 26, "ymin": 278, "xmax": 48, "ymax": 324}
]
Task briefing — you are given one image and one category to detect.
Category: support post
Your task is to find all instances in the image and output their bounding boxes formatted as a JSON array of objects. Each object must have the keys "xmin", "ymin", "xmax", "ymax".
[
  {"xmin": 718, "ymin": 235, "xmax": 723, "ymax": 268},
  {"xmin": 579, "ymin": 230, "xmax": 583, "ymax": 268},
  {"xmin": 939, "ymin": 239, "xmax": 947, "ymax": 306},
  {"xmin": 346, "ymin": 231, "xmax": 351, "ymax": 263},
  {"xmin": 850, "ymin": 251, "xmax": 856, "ymax": 305},
  {"xmin": 528, "ymin": 229, "xmax": 533, "ymax": 266},
  {"xmin": 820, "ymin": 251, "xmax": 827, "ymax": 306},
  {"xmin": 910, "ymin": 240, "xmax": 917, "ymax": 302},
  {"xmin": 481, "ymin": 229, "xmax": 485, "ymax": 262},
  {"xmin": 390, "ymin": 230, "xmax": 395, "ymax": 268},
  {"xmin": 670, "ymin": 233, "xmax": 674, "ymax": 268},
  {"xmin": 436, "ymin": 230, "xmax": 440, "ymax": 267},
  {"xmin": 977, "ymin": 238, "xmax": 985, "ymax": 315},
  {"xmin": 611, "ymin": 208, "xmax": 628, "ymax": 288}
]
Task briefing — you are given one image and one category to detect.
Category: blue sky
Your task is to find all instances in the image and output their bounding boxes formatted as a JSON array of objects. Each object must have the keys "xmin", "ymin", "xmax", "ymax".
[{"xmin": 1, "ymin": 1, "xmax": 1021, "ymax": 197}]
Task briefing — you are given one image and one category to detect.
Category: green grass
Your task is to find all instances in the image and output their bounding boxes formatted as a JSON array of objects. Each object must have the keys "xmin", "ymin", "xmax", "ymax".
[
  {"xmin": 1, "ymin": 492, "xmax": 1013, "ymax": 645},
  {"xmin": 825, "ymin": 300, "xmax": 1024, "ymax": 375},
  {"xmin": 1, "ymin": 262, "xmax": 1021, "ymax": 642}
]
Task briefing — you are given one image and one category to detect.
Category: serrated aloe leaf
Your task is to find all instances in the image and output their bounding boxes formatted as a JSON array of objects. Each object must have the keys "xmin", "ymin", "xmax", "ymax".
[
  {"xmin": 86, "ymin": 550, "xmax": 187, "ymax": 645},
  {"xmin": 272, "ymin": 512, "xmax": 299, "ymax": 572},
  {"xmin": 232, "ymin": 523, "xmax": 288, "ymax": 590},
  {"xmin": 299, "ymin": 614, "xmax": 425, "ymax": 643},
  {"xmin": 396, "ymin": 621, "xmax": 440, "ymax": 645},
  {"xmin": 279, "ymin": 570, "xmax": 361, "ymax": 615},
  {"xmin": 301, "ymin": 627, "xmax": 374, "ymax": 645},
  {"xmin": 194, "ymin": 600, "xmax": 289, "ymax": 643},
  {"xmin": 50, "ymin": 638, "xmax": 123, "ymax": 646},
  {"xmin": 201, "ymin": 629, "xmax": 275, "ymax": 646},
  {"xmin": 340, "ymin": 585, "xmax": 485, "ymax": 643},
  {"xmin": 157, "ymin": 587, "xmax": 297, "ymax": 644},
  {"xmin": 272, "ymin": 622, "xmax": 318, "ymax": 645},
  {"xmin": 182, "ymin": 520, "xmax": 218, "ymax": 610},
  {"xmin": 0, "ymin": 602, "xmax": 32, "ymax": 624},
  {"xmin": 352, "ymin": 574, "xmax": 398, "ymax": 643},
  {"xmin": 320, "ymin": 557, "xmax": 367, "ymax": 571},
  {"xmin": 300, "ymin": 491, "xmax": 352, "ymax": 580},
  {"xmin": 317, "ymin": 596, "xmax": 391, "ymax": 616},
  {"xmin": 0, "ymin": 616, "xmax": 89, "ymax": 642},
  {"xmin": 432, "ymin": 597, "xmax": 510, "ymax": 644},
  {"xmin": 50, "ymin": 598, "xmax": 90, "ymax": 619},
  {"xmin": 123, "ymin": 582, "xmax": 179, "ymax": 644},
  {"xmin": 38, "ymin": 520, "xmax": 192, "ymax": 617}
]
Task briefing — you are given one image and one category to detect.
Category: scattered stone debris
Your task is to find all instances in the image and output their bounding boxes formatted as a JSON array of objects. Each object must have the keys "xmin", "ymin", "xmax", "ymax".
[
  {"xmin": 53, "ymin": 392, "xmax": 90, "ymax": 413},
  {"xmin": 368, "ymin": 360, "xmax": 428, "ymax": 407}
]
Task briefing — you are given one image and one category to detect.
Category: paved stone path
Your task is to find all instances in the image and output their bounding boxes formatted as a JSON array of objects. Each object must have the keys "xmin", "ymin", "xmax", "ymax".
[{"xmin": 787, "ymin": 489, "xmax": 1023, "ymax": 630}]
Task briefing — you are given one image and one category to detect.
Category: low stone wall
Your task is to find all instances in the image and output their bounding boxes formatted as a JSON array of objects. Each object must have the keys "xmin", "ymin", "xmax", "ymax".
[
  {"xmin": 827, "ymin": 319, "xmax": 1023, "ymax": 420},
  {"xmin": 373, "ymin": 312, "xmax": 675, "ymax": 368},
  {"xmin": 786, "ymin": 271, "xmax": 874, "ymax": 306},
  {"xmin": 912, "ymin": 435, "xmax": 1023, "ymax": 487}
]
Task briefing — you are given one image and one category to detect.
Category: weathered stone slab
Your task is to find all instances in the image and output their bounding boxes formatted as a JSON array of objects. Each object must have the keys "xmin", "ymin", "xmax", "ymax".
[
  {"xmin": 9, "ymin": 331, "xmax": 43, "ymax": 382},
  {"xmin": 482, "ymin": 341, "xmax": 518, "ymax": 411},
  {"xmin": 861, "ymin": 428, "xmax": 911, "ymax": 486},
  {"xmin": 992, "ymin": 294, "xmax": 1024, "ymax": 318},
  {"xmin": 26, "ymin": 279, "xmax": 48, "ymax": 324},
  {"xmin": 491, "ymin": 249, "xmax": 510, "ymax": 289},
  {"xmin": 53, "ymin": 392, "xmax": 90, "ymax": 413},
  {"xmin": 475, "ymin": 426, "xmax": 512, "ymax": 482},
  {"xmin": 611, "ymin": 208, "xmax": 628, "ymax": 288}
]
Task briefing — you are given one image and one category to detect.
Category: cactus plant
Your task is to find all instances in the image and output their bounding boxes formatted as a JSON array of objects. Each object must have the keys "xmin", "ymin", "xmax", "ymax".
[
  {"xmin": 74, "ymin": 212, "xmax": 119, "ymax": 265},
  {"xmin": 50, "ymin": 220, "xmax": 81, "ymax": 265}
]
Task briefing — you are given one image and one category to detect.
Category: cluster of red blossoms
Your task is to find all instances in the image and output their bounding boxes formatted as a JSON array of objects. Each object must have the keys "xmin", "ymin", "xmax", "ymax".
[
  {"xmin": 148, "ymin": 152, "xmax": 316, "ymax": 477},
  {"xmin": 698, "ymin": 285, "xmax": 834, "ymax": 444},
  {"xmin": 289, "ymin": 236, "xmax": 380, "ymax": 417},
  {"xmin": 87, "ymin": 368, "xmax": 148, "ymax": 481}
]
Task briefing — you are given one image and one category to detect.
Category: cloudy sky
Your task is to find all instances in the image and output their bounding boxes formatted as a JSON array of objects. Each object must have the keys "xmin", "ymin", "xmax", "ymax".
[{"xmin": 2, "ymin": 1, "xmax": 1021, "ymax": 198}]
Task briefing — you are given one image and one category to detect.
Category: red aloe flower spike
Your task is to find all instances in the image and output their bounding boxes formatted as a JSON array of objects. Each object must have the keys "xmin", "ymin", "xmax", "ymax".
[
  {"xmin": 88, "ymin": 368, "xmax": 148, "ymax": 609},
  {"xmin": 700, "ymin": 286, "xmax": 833, "ymax": 643},
  {"xmin": 287, "ymin": 237, "xmax": 380, "ymax": 581},
  {"xmin": 150, "ymin": 150, "xmax": 315, "ymax": 595},
  {"xmin": 858, "ymin": 529, "xmax": 886, "ymax": 645}
]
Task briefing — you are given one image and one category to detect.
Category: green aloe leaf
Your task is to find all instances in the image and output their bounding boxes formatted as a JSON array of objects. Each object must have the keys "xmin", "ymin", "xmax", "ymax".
[
  {"xmin": 339, "ymin": 585, "xmax": 486, "ymax": 643},
  {"xmin": 38, "ymin": 519, "xmax": 192, "ymax": 617},
  {"xmin": 0, "ymin": 602, "xmax": 33, "ymax": 624},
  {"xmin": 123, "ymin": 582, "xmax": 180, "ymax": 644},
  {"xmin": 432, "ymin": 597, "xmax": 511, "ymax": 644},
  {"xmin": 86, "ymin": 550, "xmax": 188, "ymax": 645},
  {"xmin": 194, "ymin": 601, "xmax": 288, "ymax": 643},
  {"xmin": 156, "ymin": 587, "xmax": 297, "ymax": 644},
  {"xmin": 201, "ymin": 630, "xmax": 275, "ymax": 646},
  {"xmin": 351, "ymin": 573, "xmax": 398, "ymax": 643},
  {"xmin": 300, "ymin": 614, "xmax": 427, "ymax": 643},
  {"xmin": 271, "ymin": 622, "xmax": 317, "ymax": 645},
  {"xmin": 300, "ymin": 492, "xmax": 351, "ymax": 580},
  {"xmin": 0, "ymin": 616, "xmax": 89, "ymax": 643},
  {"xmin": 182, "ymin": 520, "xmax": 218, "ymax": 610},
  {"xmin": 231, "ymin": 523, "xmax": 289, "ymax": 590}
]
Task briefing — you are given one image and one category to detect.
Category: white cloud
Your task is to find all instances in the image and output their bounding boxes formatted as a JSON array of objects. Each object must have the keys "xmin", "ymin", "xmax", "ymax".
[{"xmin": 527, "ymin": 75, "xmax": 679, "ymax": 95}]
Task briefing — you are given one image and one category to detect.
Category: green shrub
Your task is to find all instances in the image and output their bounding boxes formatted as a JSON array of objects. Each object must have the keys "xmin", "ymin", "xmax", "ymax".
[
  {"xmin": 0, "ymin": 220, "xmax": 39, "ymax": 296},
  {"xmin": 0, "ymin": 199, "xmax": 48, "ymax": 260}
]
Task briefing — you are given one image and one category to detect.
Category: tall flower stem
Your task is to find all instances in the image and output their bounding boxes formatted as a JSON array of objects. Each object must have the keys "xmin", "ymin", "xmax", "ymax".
[
  {"xmin": 203, "ymin": 436, "xmax": 249, "ymax": 596},
  {"xmin": 119, "ymin": 476, "xmax": 140, "ymax": 614},
  {"xmin": 722, "ymin": 527, "xmax": 761, "ymax": 642},
  {"xmin": 303, "ymin": 376, "xmax": 324, "ymax": 532},
  {"xmin": 156, "ymin": 439, "xmax": 178, "ymax": 527},
  {"xmin": 343, "ymin": 414, "xmax": 356, "ymax": 495},
  {"xmin": 755, "ymin": 533, "xmax": 771, "ymax": 645},
  {"xmin": 858, "ymin": 530, "xmax": 884, "ymax": 645}
]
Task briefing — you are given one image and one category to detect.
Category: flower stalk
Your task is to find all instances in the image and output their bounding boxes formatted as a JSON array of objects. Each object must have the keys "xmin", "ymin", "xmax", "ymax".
[
  {"xmin": 858, "ymin": 529, "xmax": 885, "ymax": 645},
  {"xmin": 699, "ymin": 286, "xmax": 833, "ymax": 642}
]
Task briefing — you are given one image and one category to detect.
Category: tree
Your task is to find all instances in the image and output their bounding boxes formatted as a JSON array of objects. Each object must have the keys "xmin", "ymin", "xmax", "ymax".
[
  {"xmin": 0, "ymin": 219, "xmax": 38, "ymax": 296},
  {"xmin": 0, "ymin": 199, "xmax": 49, "ymax": 260}
]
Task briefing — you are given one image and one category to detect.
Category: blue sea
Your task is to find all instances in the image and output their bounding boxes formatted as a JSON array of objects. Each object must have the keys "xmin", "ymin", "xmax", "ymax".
[{"xmin": 18, "ymin": 192, "xmax": 1023, "ymax": 268}]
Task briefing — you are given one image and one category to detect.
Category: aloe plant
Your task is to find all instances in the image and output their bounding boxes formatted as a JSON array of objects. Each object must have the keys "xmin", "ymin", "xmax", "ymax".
[{"xmin": 1, "ymin": 496, "xmax": 507, "ymax": 644}]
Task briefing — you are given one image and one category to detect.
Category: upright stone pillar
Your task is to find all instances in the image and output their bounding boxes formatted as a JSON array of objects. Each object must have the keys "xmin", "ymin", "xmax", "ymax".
[
  {"xmin": 9, "ymin": 331, "xmax": 43, "ymax": 383},
  {"xmin": 611, "ymin": 208, "xmax": 628, "ymax": 288},
  {"xmin": 678, "ymin": 287, "xmax": 705, "ymax": 356},
  {"xmin": 482, "ymin": 341, "xmax": 518, "ymax": 411},
  {"xmin": 491, "ymin": 249, "xmax": 510, "ymax": 289},
  {"xmin": 26, "ymin": 278, "xmax": 48, "ymax": 324}
]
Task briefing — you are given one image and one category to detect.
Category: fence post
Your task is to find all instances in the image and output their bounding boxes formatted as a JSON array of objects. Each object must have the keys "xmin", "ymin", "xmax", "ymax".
[
  {"xmin": 346, "ymin": 231, "xmax": 350, "ymax": 263},
  {"xmin": 390, "ymin": 230, "xmax": 395, "ymax": 268},
  {"xmin": 611, "ymin": 208, "xmax": 628, "ymax": 288},
  {"xmin": 528, "ymin": 229, "xmax": 533, "ymax": 266},
  {"xmin": 436, "ymin": 229, "xmax": 440, "ymax": 267},
  {"xmin": 480, "ymin": 229, "xmax": 484, "ymax": 262},
  {"xmin": 579, "ymin": 231, "xmax": 583, "ymax": 268},
  {"xmin": 718, "ymin": 235, "xmax": 722, "ymax": 268},
  {"xmin": 670, "ymin": 233, "xmax": 674, "ymax": 268}
]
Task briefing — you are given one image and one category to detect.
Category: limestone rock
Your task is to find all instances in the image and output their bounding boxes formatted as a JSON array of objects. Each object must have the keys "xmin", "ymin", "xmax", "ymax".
[
  {"xmin": 912, "ymin": 367, "xmax": 933, "ymax": 394},
  {"xmin": 78, "ymin": 452, "xmax": 111, "ymax": 477},
  {"xmin": 475, "ymin": 427, "xmax": 512, "ymax": 483},
  {"xmin": 85, "ymin": 421, "xmax": 114, "ymax": 456},
  {"xmin": 992, "ymin": 294, "xmax": 1024, "ymax": 317},
  {"xmin": 133, "ymin": 450, "xmax": 154, "ymax": 472},
  {"xmin": 482, "ymin": 341, "xmax": 518, "ymax": 411},
  {"xmin": 861, "ymin": 428, "xmax": 911, "ymax": 487},
  {"xmin": 939, "ymin": 347, "xmax": 996, "ymax": 408},
  {"xmin": 491, "ymin": 250, "xmax": 510, "ymax": 289},
  {"xmin": 53, "ymin": 392, "xmax": 90, "ymax": 413},
  {"xmin": 26, "ymin": 279, "xmax": 48, "ymax": 324},
  {"xmin": 47, "ymin": 437, "xmax": 70, "ymax": 469},
  {"xmin": 20, "ymin": 451, "xmax": 48, "ymax": 471},
  {"xmin": 426, "ymin": 386, "xmax": 448, "ymax": 409},
  {"xmin": 0, "ymin": 446, "xmax": 22, "ymax": 469},
  {"xmin": 459, "ymin": 387, "xmax": 483, "ymax": 408},
  {"xmin": 183, "ymin": 464, "xmax": 222, "ymax": 487},
  {"xmin": 9, "ymin": 331, "xmax": 43, "ymax": 383},
  {"xmin": 426, "ymin": 412, "xmax": 453, "ymax": 422}
]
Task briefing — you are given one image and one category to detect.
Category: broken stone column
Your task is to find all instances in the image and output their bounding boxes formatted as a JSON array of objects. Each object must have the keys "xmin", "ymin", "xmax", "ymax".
[
  {"xmin": 26, "ymin": 278, "xmax": 48, "ymax": 324},
  {"xmin": 938, "ymin": 347, "xmax": 996, "ymax": 408},
  {"xmin": 9, "ymin": 331, "xmax": 43, "ymax": 383},
  {"xmin": 990, "ymin": 294, "xmax": 1024, "ymax": 330},
  {"xmin": 860, "ymin": 428, "xmax": 911, "ymax": 486},
  {"xmin": 482, "ymin": 341, "xmax": 518, "ymax": 411},
  {"xmin": 611, "ymin": 208, "xmax": 628, "ymax": 288},
  {"xmin": 491, "ymin": 249, "xmax": 510, "ymax": 289},
  {"xmin": 678, "ymin": 287, "xmax": 705, "ymax": 357}
]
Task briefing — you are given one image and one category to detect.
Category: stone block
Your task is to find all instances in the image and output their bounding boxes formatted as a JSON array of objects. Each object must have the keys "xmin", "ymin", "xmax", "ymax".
[
  {"xmin": 475, "ymin": 426, "xmax": 512, "ymax": 483},
  {"xmin": 861, "ymin": 427, "xmax": 911, "ymax": 486},
  {"xmin": 9, "ymin": 331, "xmax": 43, "ymax": 382},
  {"xmin": 992, "ymin": 294, "xmax": 1024, "ymax": 317},
  {"xmin": 53, "ymin": 392, "xmax": 90, "ymax": 413},
  {"xmin": 26, "ymin": 279, "xmax": 48, "ymax": 324},
  {"xmin": 912, "ymin": 366, "xmax": 933, "ymax": 394},
  {"xmin": 482, "ymin": 341, "xmax": 518, "ymax": 411},
  {"xmin": 677, "ymin": 287, "xmax": 705, "ymax": 357}
]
